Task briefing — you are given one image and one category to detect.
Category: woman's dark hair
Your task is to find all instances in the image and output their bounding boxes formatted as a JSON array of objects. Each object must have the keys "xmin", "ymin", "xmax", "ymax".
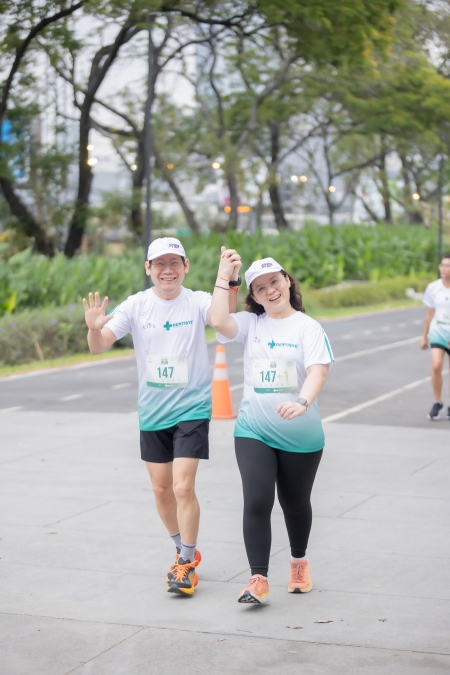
[{"xmin": 245, "ymin": 271, "xmax": 305, "ymax": 315}]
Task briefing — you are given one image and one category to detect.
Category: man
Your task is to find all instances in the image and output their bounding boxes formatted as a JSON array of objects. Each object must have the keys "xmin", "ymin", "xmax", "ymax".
[
  {"xmin": 420, "ymin": 253, "xmax": 450, "ymax": 420},
  {"xmin": 83, "ymin": 238, "xmax": 241, "ymax": 595}
]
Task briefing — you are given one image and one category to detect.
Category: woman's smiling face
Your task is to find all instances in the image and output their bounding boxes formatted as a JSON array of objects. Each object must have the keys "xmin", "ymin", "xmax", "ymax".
[{"xmin": 251, "ymin": 272, "xmax": 292, "ymax": 317}]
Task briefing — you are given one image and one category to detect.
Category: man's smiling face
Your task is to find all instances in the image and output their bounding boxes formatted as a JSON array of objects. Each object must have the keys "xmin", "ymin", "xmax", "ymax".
[{"xmin": 145, "ymin": 254, "xmax": 189, "ymax": 299}]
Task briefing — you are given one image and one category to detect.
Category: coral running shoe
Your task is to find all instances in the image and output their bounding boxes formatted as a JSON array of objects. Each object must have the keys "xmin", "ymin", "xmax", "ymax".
[
  {"xmin": 167, "ymin": 556, "xmax": 200, "ymax": 596},
  {"xmin": 288, "ymin": 559, "xmax": 312, "ymax": 593},
  {"xmin": 237, "ymin": 575, "xmax": 270, "ymax": 604},
  {"xmin": 166, "ymin": 549, "xmax": 201, "ymax": 584}
]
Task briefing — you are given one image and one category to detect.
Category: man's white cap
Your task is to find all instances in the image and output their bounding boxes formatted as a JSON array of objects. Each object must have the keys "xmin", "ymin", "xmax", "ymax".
[
  {"xmin": 147, "ymin": 237, "xmax": 186, "ymax": 261},
  {"xmin": 245, "ymin": 257, "xmax": 283, "ymax": 288}
]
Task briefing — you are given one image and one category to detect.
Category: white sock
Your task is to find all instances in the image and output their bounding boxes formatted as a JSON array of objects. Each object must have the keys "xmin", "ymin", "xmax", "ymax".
[{"xmin": 290, "ymin": 555, "xmax": 307, "ymax": 562}]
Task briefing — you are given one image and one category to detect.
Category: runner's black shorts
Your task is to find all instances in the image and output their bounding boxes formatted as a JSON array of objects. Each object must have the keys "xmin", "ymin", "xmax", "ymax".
[
  {"xmin": 140, "ymin": 419, "xmax": 209, "ymax": 463},
  {"xmin": 430, "ymin": 343, "xmax": 450, "ymax": 356}
]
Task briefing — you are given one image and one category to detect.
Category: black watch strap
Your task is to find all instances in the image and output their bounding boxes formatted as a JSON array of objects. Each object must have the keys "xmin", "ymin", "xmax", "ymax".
[{"xmin": 229, "ymin": 276, "xmax": 241, "ymax": 287}]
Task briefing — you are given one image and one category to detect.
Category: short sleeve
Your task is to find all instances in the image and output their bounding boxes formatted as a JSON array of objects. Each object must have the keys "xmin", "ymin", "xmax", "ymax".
[
  {"xmin": 303, "ymin": 322, "xmax": 334, "ymax": 369},
  {"xmin": 216, "ymin": 311, "xmax": 253, "ymax": 345},
  {"xmin": 423, "ymin": 283, "xmax": 435, "ymax": 308},
  {"xmin": 194, "ymin": 291, "xmax": 212, "ymax": 325},
  {"xmin": 106, "ymin": 298, "xmax": 133, "ymax": 341}
]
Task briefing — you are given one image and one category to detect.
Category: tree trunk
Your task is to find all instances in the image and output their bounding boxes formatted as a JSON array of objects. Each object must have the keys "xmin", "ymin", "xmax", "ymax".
[
  {"xmin": 378, "ymin": 150, "xmax": 392, "ymax": 224},
  {"xmin": 227, "ymin": 169, "xmax": 239, "ymax": 230},
  {"xmin": 64, "ymin": 21, "xmax": 138, "ymax": 257},
  {"xmin": 268, "ymin": 182, "xmax": 288, "ymax": 228},
  {"xmin": 268, "ymin": 121, "xmax": 288, "ymax": 228},
  {"xmin": 153, "ymin": 145, "xmax": 201, "ymax": 234},
  {"xmin": 0, "ymin": 176, "xmax": 54, "ymax": 255},
  {"xmin": 64, "ymin": 108, "xmax": 93, "ymax": 257}
]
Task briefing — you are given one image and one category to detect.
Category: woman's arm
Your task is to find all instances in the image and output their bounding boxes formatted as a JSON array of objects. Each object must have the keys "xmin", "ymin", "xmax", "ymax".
[
  {"xmin": 276, "ymin": 364, "xmax": 329, "ymax": 420},
  {"xmin": 208, "ymin": 247, "xmax": 241, "ymax": 338}
]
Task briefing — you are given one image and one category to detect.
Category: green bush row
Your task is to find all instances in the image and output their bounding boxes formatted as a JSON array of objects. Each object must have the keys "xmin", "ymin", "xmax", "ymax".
[
  {"xmin": 0, "ymin": 225, "xmax": 439, "ymax": 315},
  {"xmin": 303, "ymin": 276, "xmax": 431, "ymax": 310},
  {"xmin": 0, "ymin": 275, "xmax": 428, "ymax": 366},
  {"xmin": 0, "ymin": 305, "xmax": 131, "ymax": 367}
]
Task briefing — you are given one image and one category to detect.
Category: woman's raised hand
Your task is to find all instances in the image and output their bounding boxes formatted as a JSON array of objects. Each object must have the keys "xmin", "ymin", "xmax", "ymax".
[{"xmin": 82, "ymin": 292, "xmax": 113, "ymax": 330}]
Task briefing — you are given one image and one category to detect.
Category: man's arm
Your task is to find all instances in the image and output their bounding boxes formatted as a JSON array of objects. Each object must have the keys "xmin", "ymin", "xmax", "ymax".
[
  {"xmin": 83, "ymin": 292, "xmax": 117, "ymax": 354},
  {"xmin": 420, "ymin": 307, "xmax": 435, "ymax": 349}
]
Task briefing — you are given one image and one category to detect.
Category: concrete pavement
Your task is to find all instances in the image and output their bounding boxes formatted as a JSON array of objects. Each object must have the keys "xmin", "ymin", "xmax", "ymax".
[{"xmin": 1, "ymin": 408, "xmax": 449, "ymax": 674}]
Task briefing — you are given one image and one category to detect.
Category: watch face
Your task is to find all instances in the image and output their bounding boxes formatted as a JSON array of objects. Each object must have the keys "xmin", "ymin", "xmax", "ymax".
[{"xmin": 229, "ymin": 276, "xmax": 241, "ymax": 287}]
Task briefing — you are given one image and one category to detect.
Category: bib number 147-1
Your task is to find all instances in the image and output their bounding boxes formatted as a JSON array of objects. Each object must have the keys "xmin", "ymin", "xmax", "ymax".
[{"xmin": 252, "ymin": 359, "xmax": 298, "ymax": 394}]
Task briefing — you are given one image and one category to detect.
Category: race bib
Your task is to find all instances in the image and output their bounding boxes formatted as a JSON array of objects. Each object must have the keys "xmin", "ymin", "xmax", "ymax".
[
  {"xmin": 146, "ymin": 355, "xmax": 188, "ymax": 389},
  {"xmin": 252, "ymin": 359, "xmax": 298, "ymax": 394},
  {"xmin": 436, "ymin": 308, "xmax": 450, "ymax": 326}
]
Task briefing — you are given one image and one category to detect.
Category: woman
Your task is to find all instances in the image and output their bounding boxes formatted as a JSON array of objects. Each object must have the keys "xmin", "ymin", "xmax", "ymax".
[
  {"xmin": 211, "ymin": 253, "xmax": 333, "ymax": 604},
  {"xmin": 420, "ymin": 252, "xmax": 450, "ymax": 420}
]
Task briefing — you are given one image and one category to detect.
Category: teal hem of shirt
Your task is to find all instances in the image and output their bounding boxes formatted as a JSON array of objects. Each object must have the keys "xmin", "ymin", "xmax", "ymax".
[
  {"xmin": 139, "ymin": 410, "xmax": 212, "ymax": 432},
  {"xmin": 233, "ymin": 429, "xmax": 324, "ymax": 454},
  {"xmin": 428, "ymin": 334, "xmax": 449, "ymax": 348}
]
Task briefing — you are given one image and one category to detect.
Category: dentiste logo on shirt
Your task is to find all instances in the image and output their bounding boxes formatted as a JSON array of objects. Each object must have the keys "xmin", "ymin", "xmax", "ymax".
[
  {"xmin": 163, "ymin": 320, "xmax": 194, "ymax": 331},
  {"xmin": 268, "ymin": 340, "xmax": 298, "ymax": 349}
]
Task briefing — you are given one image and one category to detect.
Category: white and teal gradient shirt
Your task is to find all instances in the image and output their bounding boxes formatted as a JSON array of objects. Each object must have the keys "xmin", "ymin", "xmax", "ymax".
[
  {"xmin": 217, "ymin": 311, "xmax": 334, "ymax": 453},
  {"xmin": 423, "ymin": 279, "xmax": 450, "ymax": 348},
  {"xmin": 107, "ymin": 288, "xmax": 212, "ymax": 431}
]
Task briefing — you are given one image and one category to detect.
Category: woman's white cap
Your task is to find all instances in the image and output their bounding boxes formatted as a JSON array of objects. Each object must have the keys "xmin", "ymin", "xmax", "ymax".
[
  {"xmin": 245, "ymin": 257, "xmax": 283, "ymax": 288},
  {"xmin": 147, "ymin": 237, "xmax": 186, "ymax": 261}
]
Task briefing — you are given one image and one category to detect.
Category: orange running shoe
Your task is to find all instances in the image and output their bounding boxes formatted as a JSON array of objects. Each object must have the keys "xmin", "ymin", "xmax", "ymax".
[
  {"xmin": 167, "ymin": 556, "xmax": 201, "ymax": 596},
  {"xmin": 166, "ymin": 549, "xmax": 201, "ymax": 584},
  {"xmin": 288, "ymin": 558, "xmax": 312, "ymax": 593},
  {"xmin": 237, "ymin": 575, "xmax": 270, "ymax": 604}
]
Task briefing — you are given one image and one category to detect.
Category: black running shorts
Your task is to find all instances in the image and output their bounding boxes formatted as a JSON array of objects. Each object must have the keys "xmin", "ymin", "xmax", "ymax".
[
  {"xmin": 140, "ymin": 419, "xmax": 210, "ymax": 463},
  {"xmin": 430, "ymin": 343, "xmax": 450, "ymax": 356}
]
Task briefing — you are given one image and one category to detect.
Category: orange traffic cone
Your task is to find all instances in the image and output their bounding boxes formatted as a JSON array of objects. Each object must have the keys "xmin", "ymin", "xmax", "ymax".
[{"xmin": 212, "ymin": 344, "xmax": 237, "ymax": 419}]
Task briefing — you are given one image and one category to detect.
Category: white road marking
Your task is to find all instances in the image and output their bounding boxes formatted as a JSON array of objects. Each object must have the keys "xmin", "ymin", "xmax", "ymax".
[
  {"xmin": 340, "ymin": 334, "xmax": 352, "ymax": 340},
  {"xmin": 380, "ymin": 326, "xmax": 390, "ymax": 332},
  {"xmin": 0, "ymin": 355, "xmax": 136, "ymax": 382},
  {"xmin": 398, "ymin": 323, "xmax": 407, "ymax": 328},
  {"xmin": 363, "ymin": 330, "xmax": 372, "ymax": 335},
  {"xmin": 0, "ymin": 406, "xmax": 23, "ymax": 413},
  {"xmin": 334, "ymin": 336, "xmax": 421, "ymax": 363},
  {"xmin": 227, "ymin": 337, "xmax": 422, "ymax": 388},
  {"xmin": 413, "ymin": 319, "xmax": 422, "ymax": 325},
  {"xmin": 60, "ymin": 394, "xmax": 83, "ymax": 401},
  {"xmin": 111, "ymin": 383, "xmax": 131, "ymax": 389},
  {"xmin": 323, "ymin": 369, "xmax": 449, "ymax": 423}
]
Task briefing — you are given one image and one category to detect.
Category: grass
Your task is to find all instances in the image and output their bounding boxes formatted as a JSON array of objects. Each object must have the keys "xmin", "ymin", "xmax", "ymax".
[{"xmin": 0, "ymin": 299, "xmax": 424, "ymax": 378}]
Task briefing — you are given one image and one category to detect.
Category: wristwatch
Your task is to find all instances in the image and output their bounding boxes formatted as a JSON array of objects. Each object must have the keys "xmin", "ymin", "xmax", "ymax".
[
  {"xmin": 296, "ymin": 397, "xmax": 309, "ymax": 409},
  {"xmin": 229, "ymin": 276, "xmax": 241, "ymax": 287}
]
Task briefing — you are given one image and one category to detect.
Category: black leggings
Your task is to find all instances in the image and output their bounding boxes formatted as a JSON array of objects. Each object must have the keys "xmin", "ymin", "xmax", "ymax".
[{"xmin": 235, "ymin": 437, "xmax": 322, "ymax": 577}]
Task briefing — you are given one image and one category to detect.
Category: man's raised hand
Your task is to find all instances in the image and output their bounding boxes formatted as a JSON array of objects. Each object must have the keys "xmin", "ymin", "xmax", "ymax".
[{"xmin": 82, "ymin": 292, "xmax": 113, "ymax": 331}]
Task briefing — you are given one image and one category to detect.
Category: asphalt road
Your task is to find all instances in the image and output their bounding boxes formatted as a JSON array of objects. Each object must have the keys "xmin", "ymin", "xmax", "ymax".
[{"xmin": 1, "ymin": 305, "xmax": 449, "ymax": 429}]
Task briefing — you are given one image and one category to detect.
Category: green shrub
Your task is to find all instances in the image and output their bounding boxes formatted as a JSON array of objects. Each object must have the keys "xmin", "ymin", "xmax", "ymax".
[
  {"xmin": 0, "ymin": 224, "xmax": 439, "ymax": 316},
  {"xmin": 303, "ymin": 276, "xmax": 431, "ymax": 311},
  {"xmin": 0, "ymin": 304, "xmax": 130, "ymax": 367}
]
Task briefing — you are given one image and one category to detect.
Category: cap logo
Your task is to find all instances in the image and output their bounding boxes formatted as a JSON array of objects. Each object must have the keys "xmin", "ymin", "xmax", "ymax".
[
  {"xmin": 168, "ymin": 243, "xmax": 180, "ymax": 249},
  {"xmin": 261, "ymin": 262, "xmax": 273, "ymax": 268}
]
